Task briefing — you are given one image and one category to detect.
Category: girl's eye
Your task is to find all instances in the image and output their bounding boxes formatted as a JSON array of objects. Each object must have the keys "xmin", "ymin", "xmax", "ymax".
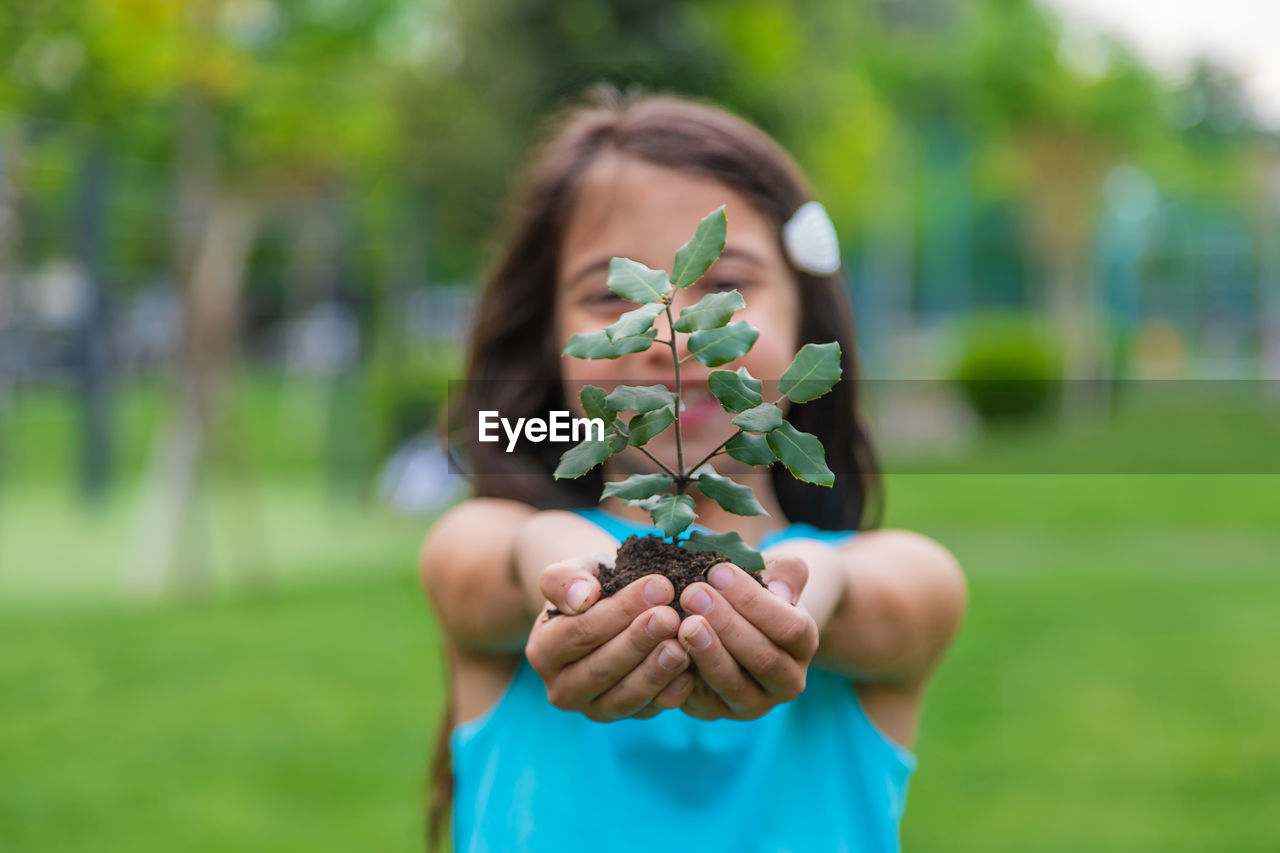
[
  {"xmin": 587, "ymin": 289, "xmax": 627, "ymax": 306},
  {"xmin": 703, "ymin": 278, "xmax": 749, "ymax": 293}
]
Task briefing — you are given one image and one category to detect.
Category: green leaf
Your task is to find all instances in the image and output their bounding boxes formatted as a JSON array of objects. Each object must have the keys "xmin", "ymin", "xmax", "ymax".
[
  {"xmin": 605, "ymin": 302, "xmax": 664, "ymax": 341},
  {"xmin": 554, "ymin": 437, "xmax": 613, "ymax": 479},
  {"xmin": 601, "ymin": 473, "xmax": 673, "ymax": 501},
  {"xmin": 563, "ymin": 328, "xmax": 657, "ymax": 359},
  {"xmin": 579, "ymin": 385, "xmax": 615, "ymax": 426},
  {"xmin": 671, "ymin": 206, "xmax": 727, "ymax": 288},
  {"xmin": 731, "ymin": 402, "xmax": 785, "ymax": 433},
  {"xmin": 671, "ymin": 290, "xmax": 745, "ymax": 332},
  {"xmin": 682, "ymin": 530, "xmax": 765, "ymax": 572},
  {"xmin": 725, "ymin": 431, "xmax": 775, "ymax": 466},
  {"xmin": 708, "ymin": 367, "xmax": 763, "ymax": 413},
  {"xmin": 767, "ymin": 421, "xmax": 835, "ymax": 486},
  {"xmin": 688, "ymin": 321, "xmax": 759, "ymax": 367},
  {"xmin": 605, "ymin": 384, "xmax": 677, "ymax": 413},
  {"xmin": 607, "ymin": 431, "xmax": 628, "ymax": 454},
  {"xmin": 649, "ymin": 494, "xmax": 696, "ymax": 538},
  {"xmin": 778, "ymin": 342, "xmax": 842, "ymax": 402},
  {"xmin": 696, "ymin": 470, "xmax": 769, "ymax": 517},
  {"xmin": 607, "ymin": 257, "xmax": 672, "ymax": 303},
  {"xmin": 627, "ymin": 406, "xmax": 676, "ymax": 446}
]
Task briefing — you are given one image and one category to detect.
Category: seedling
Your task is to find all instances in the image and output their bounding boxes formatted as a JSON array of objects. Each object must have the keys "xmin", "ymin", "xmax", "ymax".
[{"xmin": 553, "ymin": 207, "xmax": 842, "ymax": 573}]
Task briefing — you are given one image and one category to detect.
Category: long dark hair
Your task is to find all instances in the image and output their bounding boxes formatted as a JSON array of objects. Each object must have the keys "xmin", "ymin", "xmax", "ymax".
[
  {"xmin": 445, "ymin": 84, "xmax": 881, "ymax": 528},
  {"xmin": 428, "ymin": 84, "xmax": 882, "ymax": 850}
]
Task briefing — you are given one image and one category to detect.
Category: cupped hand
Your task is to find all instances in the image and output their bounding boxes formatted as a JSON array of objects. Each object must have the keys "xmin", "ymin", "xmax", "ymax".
[
  {"xmin": 524, "ymin": 556, "xmax": 697, "ymax": 722},
  {"xmin": 676, "ymin": 555, "xmax": 818, "ymax": 720}
]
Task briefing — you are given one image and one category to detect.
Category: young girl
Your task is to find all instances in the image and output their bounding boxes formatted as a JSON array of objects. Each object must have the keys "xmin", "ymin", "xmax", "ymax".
[{"xmin": 421, "ymin": 85, "xmax": 967, "ymax": 852}]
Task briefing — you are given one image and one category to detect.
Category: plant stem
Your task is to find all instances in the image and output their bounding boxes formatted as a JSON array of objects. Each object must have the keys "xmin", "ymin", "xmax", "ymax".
[
  {"xmin": 685, "ymin": 428, "xmax": 743, "ymax": 477},
  {"xmin": 663, "ymin": 303, "xmax": 687, "ymax": 488},
  {"xmin": 637, "ymin": 445, "xmax": 681, "ymax": 481}
]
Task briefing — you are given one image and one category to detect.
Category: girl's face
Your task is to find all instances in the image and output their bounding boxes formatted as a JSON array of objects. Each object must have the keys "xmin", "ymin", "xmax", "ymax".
[{"xmin": 555, "ymin": 154, "xmax": 801, "ymax": 476}]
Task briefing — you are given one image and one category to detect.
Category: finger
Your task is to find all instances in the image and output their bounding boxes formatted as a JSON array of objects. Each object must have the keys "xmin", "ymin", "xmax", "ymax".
[
  {"xmin": 679, "ymin": 675, "xmax": 736, "ymax": 720},
  {"xmin": 682, "ymin": 578, "xmax": 808, "ymax": 695},
  {"xmin": 586, "ymin": 637, "xmax": 690, "ymax": 719},
  {"xmin": 557, "ymin": 606, "xmax": 680, "ymax": 706},
  {"xmin": 652, "ymin": 671, "xmax": 695, "ymax": 710},
  {"xmin": 529, "ymin": 574, "xmax": 675, "ymax": 669},
  {"xmin": 677, "ymin": 613, "xmax": 765, "ymax": 712},
  {"xmin": 759, "ymin": 555, "xmax": 809, "ymax": 607},
  {"xmin": 705, "ymin": 560, "xmax": 819, "ymax": 660},
  {"xmin": 539, "ymin": 556, "xmax": 605, "ymax": 615}
]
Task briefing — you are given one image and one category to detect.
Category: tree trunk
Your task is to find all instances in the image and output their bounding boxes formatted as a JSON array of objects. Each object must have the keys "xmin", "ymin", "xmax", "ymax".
[
  {"xmin": 125, "ymin": 196, "xmax": 257, "ymax": 596},
  {"xmin": 74, "ymin": 138, "xmax": 112, "ymax": 502},
  {"xmin": 1022, "ymin": 131, "xmax": 1111, "ymax": 416}
]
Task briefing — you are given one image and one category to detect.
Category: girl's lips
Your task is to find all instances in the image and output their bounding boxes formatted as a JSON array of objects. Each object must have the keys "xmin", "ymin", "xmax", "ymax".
[{"xmin": 677, "ymin": 394, "xmax": 721, "ymax": 429}]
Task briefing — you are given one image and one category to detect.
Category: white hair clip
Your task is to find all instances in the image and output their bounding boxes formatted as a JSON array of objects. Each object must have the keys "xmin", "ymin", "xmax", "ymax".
[{"xmin": 782, "ymin": 201, "xmax": 840, "ymax": 276}]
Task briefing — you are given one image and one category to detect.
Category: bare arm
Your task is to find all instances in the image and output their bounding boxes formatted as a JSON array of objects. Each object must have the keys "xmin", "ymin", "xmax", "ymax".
[
  {"xmin": 788, "ymin": 530, "xmax": 968, "ymax": 686},
  {"xmin": 419, "ymin": 498, "xmax": 538, "ymax": 653}
]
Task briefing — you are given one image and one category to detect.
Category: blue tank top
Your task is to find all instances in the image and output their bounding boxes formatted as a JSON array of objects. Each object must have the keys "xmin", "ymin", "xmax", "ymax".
[{"xmin": 451, "ymin": 508, "xmax": 917, "ymax": 852}]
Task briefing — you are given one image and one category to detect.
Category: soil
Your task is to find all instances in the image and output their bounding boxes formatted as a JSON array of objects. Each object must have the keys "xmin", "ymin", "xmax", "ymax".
[{"xmin": 548, "ymin": 535, "xmax": 764, "ymax": 618}]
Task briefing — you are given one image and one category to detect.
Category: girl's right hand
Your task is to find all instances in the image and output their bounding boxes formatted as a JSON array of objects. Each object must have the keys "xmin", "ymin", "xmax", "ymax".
[{"xmin": 524, "ymin": 557, "xmax": 696, "ymax": 722}]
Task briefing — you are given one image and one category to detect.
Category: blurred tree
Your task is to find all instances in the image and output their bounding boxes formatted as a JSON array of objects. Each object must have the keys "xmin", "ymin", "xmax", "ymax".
[
  {"xmin": 0, "ymin": 0, "xmax": 413, "ymax": 592},
  {"xmin": 2, "ymin": 0, "xmax": 1276, "ymax": 545},
  {"xmin": 134, "ymin": 0, "xmax": 410, "ymax": 595},
  {"xmin": 398, "ymin": 0, "xmax": 735, "ymax": 282},
  {"xmin": 961, "ymin": 0, "xmax": 1164, "ymax": 393}
]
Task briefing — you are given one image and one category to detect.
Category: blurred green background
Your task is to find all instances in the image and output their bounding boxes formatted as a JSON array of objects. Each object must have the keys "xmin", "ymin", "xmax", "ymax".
[{"xmin": 2, "ymin": 0, "xmax": 1278, "ymax": 850}]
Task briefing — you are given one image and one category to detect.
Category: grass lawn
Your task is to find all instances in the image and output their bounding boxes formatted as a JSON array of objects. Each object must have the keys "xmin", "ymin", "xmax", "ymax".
[
  {"xmin": 886, "ymin": 473, "xmax": 1280, "ymax": 851},
  {"xmin": 2, "ymin": 380, "xmax": 1278, "ymax": 850},
  {"xmin": 0, "ymin": 575, "xmax": 444, "ymax": 852}
]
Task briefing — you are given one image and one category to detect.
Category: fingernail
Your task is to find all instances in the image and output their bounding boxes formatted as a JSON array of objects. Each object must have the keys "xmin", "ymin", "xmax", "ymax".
[
  {"xmin": 566, "ymin": 580, "xmax": 592, "ymax": 613},
  {"xmin": 707, "ymin": 564, "xmax": 734, "ymax": 590},
  {"xmin": 643, "ymin": 577, "xmax": 671, "ymax": 606},
  {"xmin": 658, "ymin": 646, "xmax": 686, "ymax": 672},
  {"xmin": 686, "ymin": 589, "xmax": 713, "ymax": 614},
  {"xmin": 687, "ymin": 621, "xmax": 712, "ymax": 650},
  {"xmin": 646, "ymin": 611, "xmax": 677, "ymax": 640},
  {"xmin": 768, "ymin": 580, "xmax": 794, "ymax": 605}
]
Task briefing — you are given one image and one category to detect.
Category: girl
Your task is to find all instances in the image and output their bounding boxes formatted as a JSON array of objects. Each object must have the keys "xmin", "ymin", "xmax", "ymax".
[{"xmin": 421, "ymin": 85, "xmax": 967, "ymax": 852}]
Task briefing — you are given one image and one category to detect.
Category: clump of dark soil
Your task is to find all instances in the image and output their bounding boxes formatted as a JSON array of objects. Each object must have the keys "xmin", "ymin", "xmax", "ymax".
[
  {"xmin": 604, "ymin": 535, "xmax": 728, "ymax": 614},
  {"xmin": 604, "ymin": 535, "xmax": 762, "ymax": 614},
  {"xmin": 547, "ymin": 535, "xmax": 764, "ymax": 619}
]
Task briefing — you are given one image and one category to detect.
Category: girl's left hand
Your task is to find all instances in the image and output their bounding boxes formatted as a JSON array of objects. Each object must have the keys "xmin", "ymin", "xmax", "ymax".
[{"xmin": 675, "ymin": 556, "xmax": 818, "ymax": 720}]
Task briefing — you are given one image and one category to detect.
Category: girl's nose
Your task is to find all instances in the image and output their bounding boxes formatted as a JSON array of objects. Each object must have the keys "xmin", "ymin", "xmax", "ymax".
[
  {"xmin": 645, "ymin": 302, "xmax": 693, "ymax": 366},
  {"xmin": 624, "ymin": 286, "xmax": 699, "ymax": 375},
  {"xmin": 660, "ymin": 292, "xmax": 699, "ymax": 361}
]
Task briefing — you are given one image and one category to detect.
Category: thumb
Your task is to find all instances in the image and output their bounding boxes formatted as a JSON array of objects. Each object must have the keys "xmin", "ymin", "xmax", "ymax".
[
  {"xmin": 760, "ymin": 554, "xmax": 809, "ymax": 606},
  {"xmin": 540, "ymin": 553, "xmax": 610, "ymax": 615}
]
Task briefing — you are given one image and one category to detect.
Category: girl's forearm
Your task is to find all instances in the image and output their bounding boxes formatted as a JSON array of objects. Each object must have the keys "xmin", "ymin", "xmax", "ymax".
[
  {"xmin": 761, "ymin": 539, "xmax": 848, "ymax": 635},
  {"xmin": 782, "ymin": 532, "xmax": 967, "ymax": 684},
  {"xmin": 511, "ymin": 510, "xmax": 621, "ymax": 616},
  {"xmin": 420, "ymin": 498, "xmax": 537, "ymax": 654}
]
